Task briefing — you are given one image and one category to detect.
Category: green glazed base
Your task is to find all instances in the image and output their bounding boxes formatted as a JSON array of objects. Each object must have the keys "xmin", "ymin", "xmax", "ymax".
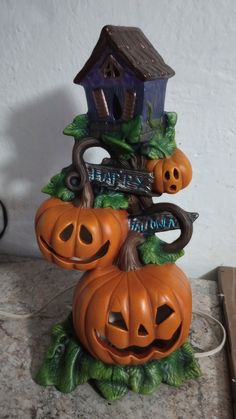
[{"xmin": 35, "ymin": 315, "xmax": 202, "ymax": 401}]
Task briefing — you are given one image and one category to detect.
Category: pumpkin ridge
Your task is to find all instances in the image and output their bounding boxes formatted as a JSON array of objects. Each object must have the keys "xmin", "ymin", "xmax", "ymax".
[
  {"xmin": 94, "ymin": 209, "xmax": 104, "ymax": 252},
  {"xmin": 109, "ymin": 272, "xmax": 126, "ymax": 308},
  {"xmin": 127, "ymin": 271, "xmax": 131, "ymax": 344},
  {"xmin": 73, "ymin": 205, "xmax": 82, "ymax": 268},
  {"xmin": 49, "ymin": 205, "xmax": 75, "ymax": 261},
  {"xmin": 146, "ymin": 264, "xmax": 188, "ymax": 291},
  {"xmin": 135, "ymin": 269, "xmax": 156, "ymax": 323},
  {"xmin": 35, "ymin": 198, "xmax": 68, "ymax": 224},
  {"xmin": 74, "ymin": 268, "xmax": 118, "ymax": 305},
  {"xmin": 111, "ymin": 209, "xmax": 127, "ymax": 240},
  {"xmin": 84, "ymin": 271, "xmax": 124, "ymax": 360}
]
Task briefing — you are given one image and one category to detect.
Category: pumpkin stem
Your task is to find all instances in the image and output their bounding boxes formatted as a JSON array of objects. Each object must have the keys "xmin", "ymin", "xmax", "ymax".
[
  {"xmin": 73, "ymin": 182, "xmax": 94, "ymax": 208},
  {"xmin": 116, "ymin": 231, "xmax": 145, "ymax": 272}
]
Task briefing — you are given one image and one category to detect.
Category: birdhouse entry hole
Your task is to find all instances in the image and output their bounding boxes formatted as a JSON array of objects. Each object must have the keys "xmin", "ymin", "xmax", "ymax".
[{"xmin": 113, "ymin": 94, "xmax": 122, "ymax": 120}]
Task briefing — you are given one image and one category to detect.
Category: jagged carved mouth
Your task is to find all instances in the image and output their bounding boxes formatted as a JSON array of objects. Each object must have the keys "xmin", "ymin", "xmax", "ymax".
[
  {"xmin": 95, "ymin": 324, "xmax": 182, "ymax": 357},
  {"xmin": 40, "ymin": 236, "xmax": 110, "ymax": 264}
]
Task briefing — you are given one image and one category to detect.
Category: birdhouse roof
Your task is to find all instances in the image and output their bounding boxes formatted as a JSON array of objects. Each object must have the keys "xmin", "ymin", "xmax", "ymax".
[{"xmin": 74, "ymin": 25, "xmax": 175, "ymax": 84}]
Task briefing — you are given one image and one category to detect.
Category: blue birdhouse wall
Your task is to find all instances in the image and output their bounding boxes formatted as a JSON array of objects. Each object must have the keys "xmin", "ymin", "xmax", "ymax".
[{"xmin": 80, "ymin": 48, "xmax": 168, "ymax": 123}]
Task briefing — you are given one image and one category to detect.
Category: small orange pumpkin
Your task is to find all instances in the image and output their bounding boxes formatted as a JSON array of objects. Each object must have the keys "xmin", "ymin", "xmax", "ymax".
[
  {"xmin": 73, "ymin": 234, "xmax": 192, "ymax": 365},
  {"xmin": 146, "ymin": 148, "xmax": 192, "ymax": 194},
  {"xmin": 35, "ymin": 197, "xmax": 128, "ymax": 271}
]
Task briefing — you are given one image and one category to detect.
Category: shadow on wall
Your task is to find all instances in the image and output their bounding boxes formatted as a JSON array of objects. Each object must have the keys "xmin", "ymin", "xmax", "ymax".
[{"xmin": 0, "ymin": 88, "xmax": 83, "ymax": 255}]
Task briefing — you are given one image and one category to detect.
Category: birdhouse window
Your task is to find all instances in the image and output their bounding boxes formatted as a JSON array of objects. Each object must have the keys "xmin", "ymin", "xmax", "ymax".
[
  {"xmin": 102, "ymin": 55, "xmax": 122, "ymax": 79},
  {"xmin": 92, "ymin": 88, "xmax": 109, "ymax": 118},
  {"xmin": 122, "ymin": 90, "xmax": 136, "ymax": 120}
]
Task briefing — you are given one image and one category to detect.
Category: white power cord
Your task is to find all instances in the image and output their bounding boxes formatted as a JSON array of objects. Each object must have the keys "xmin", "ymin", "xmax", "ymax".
[
  {"xmin": 0, "ymin": 284, "xmax": 76, "ymax": 319},
  {"xmin": 0, "ymin": 287, "xmax": 226, "ymax": 359},
  {"xmin": 192, "ymin": 310, "xmax": 226, "ymax": 358}
]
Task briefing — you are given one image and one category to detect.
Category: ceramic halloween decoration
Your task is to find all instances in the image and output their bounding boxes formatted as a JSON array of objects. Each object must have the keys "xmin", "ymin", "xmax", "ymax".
[
  {"xmin": 35, "ymin": 25, "xmax": 201, "ymax": 400},
  {"xmin": 146, "ymin": 148, "xmax": 192, "ymax": 194}
]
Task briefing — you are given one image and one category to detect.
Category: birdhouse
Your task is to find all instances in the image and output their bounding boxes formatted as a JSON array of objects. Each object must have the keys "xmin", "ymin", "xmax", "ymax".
[{"xmin": 74, "ymin": 25, "xmax": 175, "ymax": 139}]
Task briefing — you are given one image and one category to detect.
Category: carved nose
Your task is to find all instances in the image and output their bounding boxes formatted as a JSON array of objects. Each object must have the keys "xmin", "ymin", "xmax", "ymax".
[{"xmin": 138, "ymin": 324, "xmax": 149, "ymax": 336}]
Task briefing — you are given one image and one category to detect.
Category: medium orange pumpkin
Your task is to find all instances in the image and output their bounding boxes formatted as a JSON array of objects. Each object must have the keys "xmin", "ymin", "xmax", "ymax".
[
  {"xmin": 72, "ymin": 234, "xmax": 192, "ymax": 365},
  {"xmin": 35, "ymin": 197, "xmax": 128, "ymax": 271},
  {"xmin": 146, "ymin": 148, "xmax": 192, "ymax": 194}
]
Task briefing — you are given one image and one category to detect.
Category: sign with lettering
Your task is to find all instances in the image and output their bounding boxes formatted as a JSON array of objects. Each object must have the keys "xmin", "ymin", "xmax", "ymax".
[
  {"xmin": 129, "ymin": 212, "xmax": 198, "ymax": 234},
  {"xmin": 86, "ymin": 163, "xmax": 155, "ymax": 196}
]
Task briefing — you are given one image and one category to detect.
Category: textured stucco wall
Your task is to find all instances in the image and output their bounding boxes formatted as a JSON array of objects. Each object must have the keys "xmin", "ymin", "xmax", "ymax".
[{"xmin": 0, "ymin": 0, "xmax": 235, "ymax": 278}]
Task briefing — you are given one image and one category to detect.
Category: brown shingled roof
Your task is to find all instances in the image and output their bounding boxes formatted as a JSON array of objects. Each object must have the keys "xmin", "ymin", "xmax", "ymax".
[{"xmin": 74, "ymin": 25, "xmax": 175, "ymax": 84}]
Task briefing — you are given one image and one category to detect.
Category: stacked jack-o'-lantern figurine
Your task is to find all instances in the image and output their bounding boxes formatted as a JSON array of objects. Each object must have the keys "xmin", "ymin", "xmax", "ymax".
[{"xmin": 35, "ymin": 26, "xmax": 201, "ymax": 400}]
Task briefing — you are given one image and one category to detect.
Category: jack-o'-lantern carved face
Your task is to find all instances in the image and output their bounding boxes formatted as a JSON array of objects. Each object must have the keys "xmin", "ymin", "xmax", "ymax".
[
  {"xmin": 73, "ymin": 263, "xmax": 192, "ymax": 365},
  {"xmin": 35, "ymin": 198, "xmax": 128, "ymax": 271},
  {"xmin": 146, "ymin": 148, "xmax": 192, "ymax": 194}
]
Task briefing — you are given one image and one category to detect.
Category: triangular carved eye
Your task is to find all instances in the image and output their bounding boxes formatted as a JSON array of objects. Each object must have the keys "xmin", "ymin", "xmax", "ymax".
[
  {"xmin": 108, "ymin": 312, "xmax": 128, "ymax": 331},
  {"xmin": 156, "ymin": 304, "xmax": 174, "ymax": 325}
]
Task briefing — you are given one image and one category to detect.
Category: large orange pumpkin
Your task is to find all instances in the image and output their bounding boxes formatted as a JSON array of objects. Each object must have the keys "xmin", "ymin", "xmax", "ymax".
[
  {"xmin": 146, "ymin": 148, "xmax": 192, "ymax": 194},
  {"xmin": 73, "ymin": 234, "xmax": 192, "ymax": 365},
  {"xmin": 35, "ymin": 197, "xmax": 128, "ymax": 271}
]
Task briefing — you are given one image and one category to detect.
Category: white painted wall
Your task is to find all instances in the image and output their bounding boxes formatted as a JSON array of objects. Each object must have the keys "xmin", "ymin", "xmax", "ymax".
[{"xmin": 0, "ymin": 0, "xmax": 235, "ymax": 278}]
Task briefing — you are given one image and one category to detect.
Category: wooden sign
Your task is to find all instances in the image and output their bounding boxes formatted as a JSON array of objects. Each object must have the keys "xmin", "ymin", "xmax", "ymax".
[
  {"xmin": 129, "ymin": 211, "xmax": 198, "ymax": 234},
  {"xmin": 85, "ymin": 162, "xmax": 155, "ymax": 196}
]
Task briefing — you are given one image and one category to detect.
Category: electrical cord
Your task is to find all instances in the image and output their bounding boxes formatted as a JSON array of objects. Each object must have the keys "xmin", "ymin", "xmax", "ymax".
[
  {"xmin": 0, "ymin": 284, "xmax": 76, "ymax": 319},
  {"xmin": 192, "ymin": 310, "xmax": 226, "ymax": 358},
  {"xmin": 0, "ymin": 200, "xmax": 8, "ymax": 239},
  {"xmin": 0, "ymin": 284, "xmax": 226, "ymax": 359}
]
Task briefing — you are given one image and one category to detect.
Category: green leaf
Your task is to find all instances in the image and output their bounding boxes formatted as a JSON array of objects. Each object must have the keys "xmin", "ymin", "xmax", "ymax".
[
  {"xmin": 102, "ymin": 133, "xmax": 133, "ymax": 152},
  {"xmin": 139, "ymin": 362, "xmax": 162, "ymax": 394},
  {"xmin": 142, "ymin": 134, "xmax": 176, "ymax": 159},
  {"xmin": 147, "ymin": 102, "xmax": 164, "ymax": 130},
  {"xmin": 36, "ymin": 322, "xmax": 82, "ymax": 393},
  {"xmin": 41, "ymin": 172, "xmax": 75, "ymax": 201},
  {"xmin": 128, "ymin": 366, "xmax": 144, "ymax": 393},
  {"xmin": 142, "ymin": 106, "xmax": 177, "ymax": 159},
  {"xmin": 63, "ymin": 114, "xmax": 89, "ymax": 139},
  {"xmin": 166, "ymin": 112, "xmax": 177, "ymax": 127},
  {"xmin": 57, "ymin": 340, "xmax": 82, "ymax": 393},
  {"xmin": 95, "ymin": 380, "xmax": 129, "ymax": 401},
  {"xmin": 102, "ymin": 133, "xmax": 134, "ymax": 159},
  {"xmin": 121, "ymin": 116, "xmax": 142, "ymax": 144},
  {"xmin": 94, "ymin": 193, "xmax": 129, "ymax": 210},
  {"xmin": 88, "ymin": 357, "xmax": 113, "ymax": 381},
  {"xmin": 139, "ymin": 235, "xmax": 184, "ymax": 265},
  {"xmin": 112, "ymin": 365, "xmax": 129, "ymax": 384},
  {"xmin": 160, "ymin": 340, "xmax": 202, "ymax": 386}
]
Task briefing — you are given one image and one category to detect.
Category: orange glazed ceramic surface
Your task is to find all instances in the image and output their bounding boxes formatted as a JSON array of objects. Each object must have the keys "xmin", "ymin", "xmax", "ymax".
[
  {"xmin": 146, "ymin": 148, "xmax": 192, "ymax": 194},
  {"xmin": 35, "ymin": 198, "xmax": 128, "ymax": 270},
  {"xmin": 72, "ymin": 263, "xmax": 192, "ymax": 365}
]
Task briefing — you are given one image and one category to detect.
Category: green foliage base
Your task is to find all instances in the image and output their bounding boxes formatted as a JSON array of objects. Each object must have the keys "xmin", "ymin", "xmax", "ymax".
[{"xmin": 36, "ymin": 315, "xmax": 201, "ymax": 401}]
